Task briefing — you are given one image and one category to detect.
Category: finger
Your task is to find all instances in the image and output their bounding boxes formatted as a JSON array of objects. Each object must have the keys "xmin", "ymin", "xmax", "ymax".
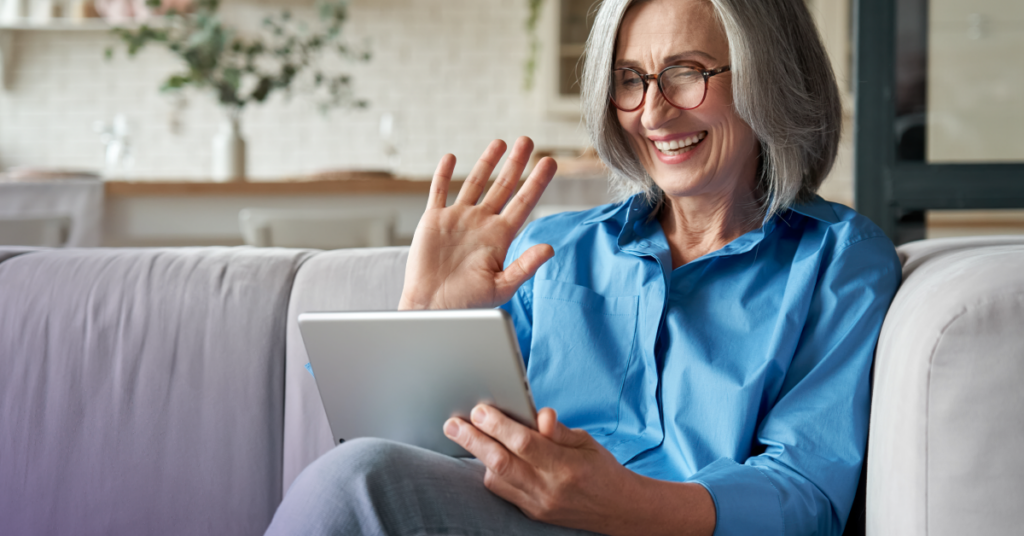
[
  {"xmin": 481, "ymin": 468, "xmax": 541, "ymax": 518},
  {"xmin": 470, "ymin": 404, "xmax": 550, "ymax": 466},
  {"xmin": 537, "ymin": 407, "xmax": 592, "ymax": 449},
  {"xmin": 537, "ymin": 407, "xmax": 560, "ymax": 437},
  {"xmin": 444, "ymin": 417, "xmax": 530, "ymax": 484},
  {"xmin": 427, "ymin": 154, "xmax": 456, "ymax": 209},
  {"xmin": 479, "ymin": 136, "xmax": 534, "ymax": 213},
  {"xmin": 494, "ymin": 243, "xmax": 554, "ymax": 302},
  {"xmin": 455, "ymin": 140, "xmax": 507, "ymax": 206},
  {"xmin": 500, "ymin": 156, "xmax": 557, "ymax": 227}
]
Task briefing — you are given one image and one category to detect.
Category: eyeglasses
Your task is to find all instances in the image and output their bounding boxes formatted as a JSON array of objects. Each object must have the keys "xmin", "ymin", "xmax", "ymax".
[{"xmin": 609, "ymin": 65, "xmax": 731, "ymax": 112}]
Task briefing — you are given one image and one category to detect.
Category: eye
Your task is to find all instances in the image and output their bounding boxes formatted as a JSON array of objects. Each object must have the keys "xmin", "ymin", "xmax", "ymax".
[
  {"xmin": 663, "ymin": 66, "xmax": 702, "ymax": 84},
  {"xmin": 612, "ymin": 70, "xmax": 644, "ymax": 89}
]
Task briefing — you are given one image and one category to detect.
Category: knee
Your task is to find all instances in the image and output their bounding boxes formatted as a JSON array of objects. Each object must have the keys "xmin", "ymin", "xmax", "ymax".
[{"xmin": 295, "ymin": 438, "xmax": 415, "ymax": 492}]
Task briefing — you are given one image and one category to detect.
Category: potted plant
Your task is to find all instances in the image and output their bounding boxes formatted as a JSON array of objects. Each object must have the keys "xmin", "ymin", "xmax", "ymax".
[{"xmin": 107, "ymin": 0, "xmax": 369, "ymax": 181}]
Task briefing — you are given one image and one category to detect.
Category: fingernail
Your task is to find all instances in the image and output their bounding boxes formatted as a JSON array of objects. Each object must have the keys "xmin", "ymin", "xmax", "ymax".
[
  {"xmin": 443, "ymin": 419, "xmax": 459, "ymax": 438},
  {"xmin": 471, "ymin": 405, "xmax": 486, "ymax": 424}
]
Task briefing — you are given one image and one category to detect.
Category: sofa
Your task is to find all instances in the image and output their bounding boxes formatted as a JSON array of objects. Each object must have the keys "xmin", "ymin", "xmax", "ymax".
[{"xmin": 0, "ymin": 236, "xmax": 1021, "ymax": 535}]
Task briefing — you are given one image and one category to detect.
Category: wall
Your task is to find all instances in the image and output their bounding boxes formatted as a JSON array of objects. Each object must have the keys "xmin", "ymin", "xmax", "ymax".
[
  {"xmin": 0, "ymin": 0, "xmax": 589, "ymax": 180},
  {"xmin": 927, "ymin": 0, "xmax": 1024, "ymax": 163},
  {"xmin": 0, "ymin": 0, "xmax": 855, "ymax": 206}
]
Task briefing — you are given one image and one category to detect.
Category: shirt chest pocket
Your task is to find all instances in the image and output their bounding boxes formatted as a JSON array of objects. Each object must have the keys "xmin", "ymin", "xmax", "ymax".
[{"xmin": 528, "ymin": 279, "xmax": 639, "ymax": 436}]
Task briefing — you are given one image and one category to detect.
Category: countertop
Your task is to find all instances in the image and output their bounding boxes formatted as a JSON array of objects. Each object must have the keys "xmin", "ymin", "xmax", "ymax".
[{"xmin": 103, "ymin": 172, "xmax": 449, "ymax": 197}]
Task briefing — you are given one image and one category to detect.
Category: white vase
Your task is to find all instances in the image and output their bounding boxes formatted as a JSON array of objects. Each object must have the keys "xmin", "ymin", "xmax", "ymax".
[{"xmin": 211, "ymin": 112, "xmax": 246, "ymax": 182}]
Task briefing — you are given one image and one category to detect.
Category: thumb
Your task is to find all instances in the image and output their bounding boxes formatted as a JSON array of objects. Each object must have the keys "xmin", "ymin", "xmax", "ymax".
[
  {"xmin": 537, "ymin": 407, "xmax": 590, "ymax": 448},
  {"xmin": 495, "ymin": 243, "xmax": 554, "ymax": 299}
]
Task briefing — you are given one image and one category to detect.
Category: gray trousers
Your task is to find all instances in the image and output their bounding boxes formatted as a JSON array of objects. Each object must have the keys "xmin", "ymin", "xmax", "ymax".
[{"xmin": 265, "ymin": 438, "xmax": 605, "ymax": 536}]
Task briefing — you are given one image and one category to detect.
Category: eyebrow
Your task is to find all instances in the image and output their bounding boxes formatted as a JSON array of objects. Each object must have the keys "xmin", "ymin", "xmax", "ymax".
[{"xmin": 613, "ymin": 50, "xmax": 719, "ymax": 69}]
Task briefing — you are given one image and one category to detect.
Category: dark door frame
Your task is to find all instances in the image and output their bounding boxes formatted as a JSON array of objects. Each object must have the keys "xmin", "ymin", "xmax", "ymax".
[{"xmin": 853, "ymin": 0, "xmax": 1024, "ymax": 245}]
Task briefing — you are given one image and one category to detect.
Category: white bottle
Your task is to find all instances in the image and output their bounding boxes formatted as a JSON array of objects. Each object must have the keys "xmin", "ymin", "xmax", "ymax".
[
  {"xmin": 211, "ymin": 111, "xmax": 246, "ymax": 182},
  {"xmin": 94, "ymin": 114, "xmax": 134, "ymax": 179}
]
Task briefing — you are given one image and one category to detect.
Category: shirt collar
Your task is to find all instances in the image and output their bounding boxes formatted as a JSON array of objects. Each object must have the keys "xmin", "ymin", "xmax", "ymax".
[
  {"xmin": 581, "ymin": 197, "xmax": 636, "ymax": 225},
  {"xmin": 785, "ymin": 195, "xmax": 840, "ymax": 224},
  {"xmin": 583, "ymin": 193, "xmax": 838, "ymax": 262}
]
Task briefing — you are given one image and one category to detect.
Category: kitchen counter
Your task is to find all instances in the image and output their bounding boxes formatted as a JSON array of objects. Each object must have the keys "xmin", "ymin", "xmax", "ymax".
[
  {"xmin": 104, "ymin": 173, "xmax": 445, "ymax": 197},
  {"xmin": 101, "ymin": 172, "xmax": 613, "ymax": 247}
]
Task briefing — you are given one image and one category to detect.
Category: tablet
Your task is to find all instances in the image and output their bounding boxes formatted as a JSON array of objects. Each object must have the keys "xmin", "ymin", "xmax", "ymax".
[{"xmin": 298, "ymin": 309, "xmax": 537, "ymax": 457}]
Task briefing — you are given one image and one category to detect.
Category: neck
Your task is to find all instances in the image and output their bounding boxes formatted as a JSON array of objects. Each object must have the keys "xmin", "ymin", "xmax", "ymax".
[{"xmin": 657, "ymin": 184, "xmax": 762, "ymax": 269}]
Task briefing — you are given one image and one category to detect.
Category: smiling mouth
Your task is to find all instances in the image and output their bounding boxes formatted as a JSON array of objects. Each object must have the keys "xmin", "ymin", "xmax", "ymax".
[{"xmin": 652, "ymin": 131, "xmax": 707, "ymax": 156}]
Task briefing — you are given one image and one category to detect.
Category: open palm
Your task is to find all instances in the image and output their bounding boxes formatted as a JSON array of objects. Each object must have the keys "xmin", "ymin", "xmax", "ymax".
[{"xmin": 398, "ymin": 137, "xmax": 557, "ymax": 311}]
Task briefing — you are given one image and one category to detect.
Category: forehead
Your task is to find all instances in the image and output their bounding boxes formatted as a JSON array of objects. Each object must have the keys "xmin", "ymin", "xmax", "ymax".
[{"xmin": 614, "ymin": 0, "xmax": 728, "ymax": 65}]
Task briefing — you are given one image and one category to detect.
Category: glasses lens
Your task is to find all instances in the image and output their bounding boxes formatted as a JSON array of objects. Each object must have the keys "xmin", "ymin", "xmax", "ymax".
[
  {"xmin": 611, "ymin": 69, "xmax": 644, "ymax": 110},
  {"xmin": 660, "ymin": 66, "xmax": 706, "ymax": 109}
]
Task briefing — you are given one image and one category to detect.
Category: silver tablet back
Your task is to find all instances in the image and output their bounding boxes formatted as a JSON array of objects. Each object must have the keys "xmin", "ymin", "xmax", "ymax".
[{"xmin": 298, "ymin": 309, "xmax": 537, "ymax": 457}]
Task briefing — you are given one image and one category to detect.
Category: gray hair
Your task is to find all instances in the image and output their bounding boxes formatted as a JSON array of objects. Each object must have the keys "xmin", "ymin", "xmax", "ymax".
[{"xmin": 581, "ymin": 0, "xmax": 842, "ymax": 218}]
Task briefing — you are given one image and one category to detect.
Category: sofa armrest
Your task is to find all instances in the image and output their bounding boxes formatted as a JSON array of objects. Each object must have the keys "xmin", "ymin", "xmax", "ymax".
[{"xmin": 869, "ymin": 237, "xmax": 1024, "ymax": 535}]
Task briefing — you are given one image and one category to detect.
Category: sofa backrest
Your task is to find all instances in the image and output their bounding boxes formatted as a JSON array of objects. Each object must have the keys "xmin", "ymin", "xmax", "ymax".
[
  {"xmin": 0, "ymin": 247, "xmax": 311, "ymax": 536},
  {"xmin": 869, "ymin": 236, "xmax": 1024, "ymax": 536},
  {"xmin": 282, "ymin": 246, "xmax": 409, "ymax": 496}
]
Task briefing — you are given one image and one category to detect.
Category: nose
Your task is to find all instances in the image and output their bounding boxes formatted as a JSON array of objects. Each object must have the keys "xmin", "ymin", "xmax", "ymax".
[{"xmin": 640, "ymin": 80, "xmax": 682, "ymax": 132}]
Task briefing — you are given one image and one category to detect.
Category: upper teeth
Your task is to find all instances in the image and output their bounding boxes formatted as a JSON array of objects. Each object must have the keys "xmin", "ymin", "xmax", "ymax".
[{"xmin": 653, "ymin": 132, "xmax": 706, "ymax": 152}]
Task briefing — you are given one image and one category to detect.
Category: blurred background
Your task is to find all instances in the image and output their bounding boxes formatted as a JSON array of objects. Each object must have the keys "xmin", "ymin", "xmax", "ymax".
[{"xmin": 0, "ymin": 0, "xmax": 1021, "ymax": 248}]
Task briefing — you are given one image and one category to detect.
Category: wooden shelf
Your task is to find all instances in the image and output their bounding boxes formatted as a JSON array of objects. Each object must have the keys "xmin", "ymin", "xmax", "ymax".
[
  {"xmin": 0, "ymin": 19, "xmax": 112, "ymax": 31},
  {"xmin": 104, "ymin": 174, "xmax": 468, "ymax": 197}
]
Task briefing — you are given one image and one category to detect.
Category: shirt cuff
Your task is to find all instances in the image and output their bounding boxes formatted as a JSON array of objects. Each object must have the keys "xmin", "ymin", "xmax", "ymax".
[{"xmin": 689, "ymin": 457, "xmax": 785, "ymax": 536}]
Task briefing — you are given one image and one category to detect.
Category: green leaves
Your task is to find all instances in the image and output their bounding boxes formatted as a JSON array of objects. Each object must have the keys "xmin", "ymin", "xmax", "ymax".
[
  {"xmin": 523, "ymin": 0, "xmax": 544, "ymax": 91},
  {"xmin": 161, "ymin": 73, "xmax": 194, "ymax": 91},
  {"xmin": 107, "ymin": 0, "xmax": 369, "ymax": 113}
]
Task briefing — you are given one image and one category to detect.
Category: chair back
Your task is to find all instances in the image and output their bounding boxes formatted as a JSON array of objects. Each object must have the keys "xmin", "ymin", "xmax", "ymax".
[
  {"xmin": 0, "ymin": 216, "xmax": 71, "ymax": 247},
  {"xmin": 240, "ymin": 208, "xmax": 393, "ymax": 249}
]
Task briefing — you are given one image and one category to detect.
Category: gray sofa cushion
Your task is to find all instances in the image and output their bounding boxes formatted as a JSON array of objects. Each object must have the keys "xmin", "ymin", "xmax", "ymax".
[
  {"xmin": 283, "ymin": 246, "xmax": 409, "ymax": 496},
  {"xmin": 869, "ymin": 236, "xmax": 1024, "ymax": 536},
  {"xmin": 0, "ymin": 247, "xmax": 312, "ymax": 536}
]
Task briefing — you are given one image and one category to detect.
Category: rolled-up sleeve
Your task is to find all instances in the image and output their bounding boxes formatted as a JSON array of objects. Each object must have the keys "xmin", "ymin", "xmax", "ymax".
[{"xmin": 689, "ymin": 236, "xmax": 902, "ymax": 536}]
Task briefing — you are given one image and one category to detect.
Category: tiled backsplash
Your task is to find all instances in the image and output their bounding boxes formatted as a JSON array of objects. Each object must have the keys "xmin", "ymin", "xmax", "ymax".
[{"xmin": 0, "ymin": 0, "xmax": 589, "ymax": 180}]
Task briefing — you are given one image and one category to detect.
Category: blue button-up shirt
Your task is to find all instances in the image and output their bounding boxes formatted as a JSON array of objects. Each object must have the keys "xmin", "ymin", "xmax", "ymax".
[{"xmin": 500, "ymin": 194, "xmax": 901, "ymax": 536}]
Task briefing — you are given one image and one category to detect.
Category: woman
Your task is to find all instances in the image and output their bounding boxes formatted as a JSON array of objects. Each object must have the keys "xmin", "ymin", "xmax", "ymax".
[{"xmin": 266, "ymin": 0, "xmax": 901, "ymax": 534}]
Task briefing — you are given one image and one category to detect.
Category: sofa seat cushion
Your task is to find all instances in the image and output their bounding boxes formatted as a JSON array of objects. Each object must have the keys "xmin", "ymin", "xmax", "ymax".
[{"xmin": 0, "ymin": 247, "xmax": 311, "ymax": 536}]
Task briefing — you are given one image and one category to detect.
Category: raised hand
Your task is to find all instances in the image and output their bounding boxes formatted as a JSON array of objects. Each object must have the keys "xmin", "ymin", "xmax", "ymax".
[{"xmin": 398, "ymin": 137, "xmax": 557, "ymax": 311}]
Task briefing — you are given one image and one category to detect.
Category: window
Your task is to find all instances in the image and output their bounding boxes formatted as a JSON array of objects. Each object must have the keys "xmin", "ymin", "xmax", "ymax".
[{"xmin": 538, "ymin": 0, "xmax": 599, "ymax": 116}]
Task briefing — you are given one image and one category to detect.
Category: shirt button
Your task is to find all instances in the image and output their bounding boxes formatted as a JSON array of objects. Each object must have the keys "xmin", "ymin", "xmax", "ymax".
[{"xmin": 639, "ymin": 240, "xmax": 650, "ymax": 248}]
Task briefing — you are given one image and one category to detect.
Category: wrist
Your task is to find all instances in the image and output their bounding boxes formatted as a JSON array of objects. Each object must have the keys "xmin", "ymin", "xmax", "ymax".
[{"xmin": 599, "ymin": 473, "xmax": 716, "ymax": 536}]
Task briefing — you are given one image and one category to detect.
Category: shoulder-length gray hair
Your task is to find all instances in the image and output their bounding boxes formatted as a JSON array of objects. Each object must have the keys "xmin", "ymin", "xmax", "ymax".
[{"xmin": 581, "ymin": 0, "xmax": 842, "ymax": 219}]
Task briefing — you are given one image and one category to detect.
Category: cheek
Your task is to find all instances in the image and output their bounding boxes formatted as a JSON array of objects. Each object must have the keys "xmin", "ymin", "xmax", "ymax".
[
  {"xmin": 615, "ymin": 109, "xmax": 635, "ymax": 135},
  {"xmin": 701, "ymin": 96, "xmax": 757, "ymax": 154},
  {"xmin": 726, "ymin": 117, "xmax": 758, "ymax": 155},
  {"xmin": 616, "ymin": 111, "xmax": 645, "ymax": 149}
]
